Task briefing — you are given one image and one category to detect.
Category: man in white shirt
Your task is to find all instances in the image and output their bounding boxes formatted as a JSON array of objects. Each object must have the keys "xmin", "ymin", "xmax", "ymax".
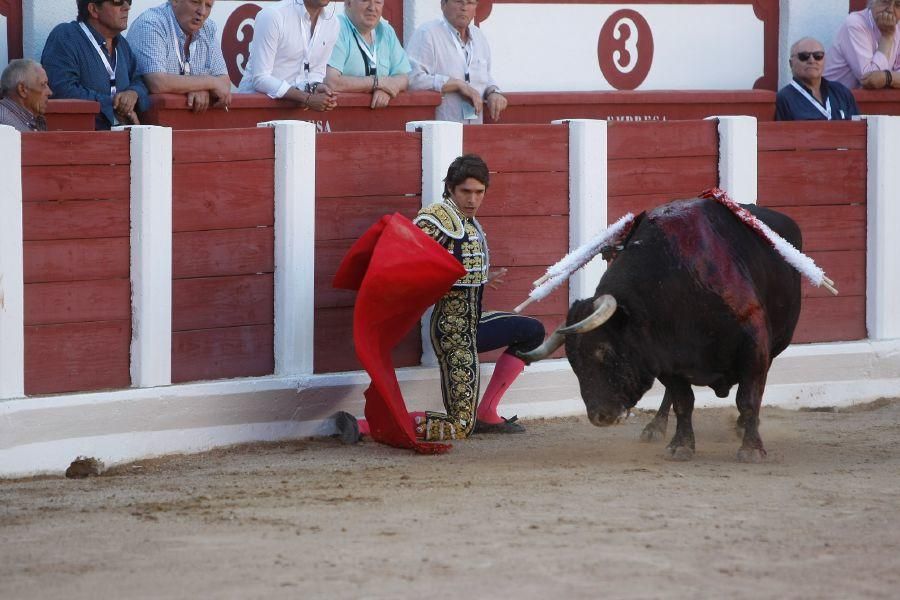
[
  {"xmin": 406, "ymin": 0, "xmax": 507, "ymax": 123},
  {"xmin": 239, "ymin": 0, "xmax": 340, "ymax": 111}
]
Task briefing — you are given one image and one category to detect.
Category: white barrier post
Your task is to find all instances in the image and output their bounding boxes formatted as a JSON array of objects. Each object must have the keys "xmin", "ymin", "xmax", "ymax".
[
  {"xmin": 406, "ymin": 120, "xmax": 463, "ymax": 367},
  {"xmin": 0, "ymin": 126, "xmax": 24, "ymax": 399},
  {"xmin": 120, "ymin": 125, "xmax": 173, "ymax": 387},
  {"xmin": 865, "ymin": 116, "xmax": 900, "ymax": 340},
  {"xmin": 552, "ymin": 119, "xmax": 608, "ymax": 305},
  {"xmin": 711, "ymin": 115, "xmax": 758, "ymax": 204},
  {"xmin": 259, "ymin": 120, "xmax": 318, "ymax": 375}
]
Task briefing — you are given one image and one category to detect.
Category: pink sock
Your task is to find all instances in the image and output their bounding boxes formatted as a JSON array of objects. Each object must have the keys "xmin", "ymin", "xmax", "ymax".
[
  {"xmin": 476, "ymin": 354, "xmax": 525, "ymax": 424},
  {"xmin": 357, "ymin": 411, "xmax": 425, "ymax": 436}
]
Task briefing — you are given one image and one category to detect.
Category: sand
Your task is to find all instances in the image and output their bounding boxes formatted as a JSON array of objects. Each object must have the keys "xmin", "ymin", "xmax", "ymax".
[{"xmin": 2, "ymin": 399, "xmax": 900, "ymax": 599}]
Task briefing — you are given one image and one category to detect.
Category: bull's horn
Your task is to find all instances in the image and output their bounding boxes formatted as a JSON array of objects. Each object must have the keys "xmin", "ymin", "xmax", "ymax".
[
  {"xmin": 558, "ymin": 295, "xmax": 617, "ymax": 335},
  {"xmin": 516, "ymin": 330, "xmax": 566, "ymax": 364}
]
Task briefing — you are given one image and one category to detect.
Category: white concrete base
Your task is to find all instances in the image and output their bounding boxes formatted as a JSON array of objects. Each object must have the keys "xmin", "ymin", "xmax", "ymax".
[{"xmin": 2, "ymin": 340, "xmax": 899, "ymax": 478}]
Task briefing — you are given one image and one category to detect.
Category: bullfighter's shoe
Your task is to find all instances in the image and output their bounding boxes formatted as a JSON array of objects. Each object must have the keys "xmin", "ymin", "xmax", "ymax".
[{"xmin": 472, "ymin": 415, "xmax": 526, "ymax": 434}]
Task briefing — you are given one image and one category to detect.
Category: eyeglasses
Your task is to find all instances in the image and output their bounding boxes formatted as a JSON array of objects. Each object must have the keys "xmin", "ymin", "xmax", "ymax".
[
  {"xmin": 794, "ymin": 51, "xmax": 825, "ymax": 62},
  {"xmin": 449, "ymin": 0, "xmax": 479, "ymax": 6},
  {"xmin": 101, "ymin": 0, "xmax": 133, "ymax": 6}
]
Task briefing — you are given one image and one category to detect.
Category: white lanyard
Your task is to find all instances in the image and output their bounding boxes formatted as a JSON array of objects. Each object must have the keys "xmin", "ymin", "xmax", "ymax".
[
  {"xmin": 350, "ymin": 22, "xmax": 378, "ymax": 75},
  {"xmin": 168, "ymin": 5, "xmax": 192, "ymax": 75},
  {"xmin": 790, "ymin": 80, "xmax": 832, "ymax": 120},
  {"xmin": 443, "ymin": 19, "xmax": 472, "ymax": 82},
  {"xmin": 296, "ymin": 0, "xmax": 320, "ymax": 80},
  {"xmin": 79, "ymin": 22, "xmax": 118, "ymax": 98}
]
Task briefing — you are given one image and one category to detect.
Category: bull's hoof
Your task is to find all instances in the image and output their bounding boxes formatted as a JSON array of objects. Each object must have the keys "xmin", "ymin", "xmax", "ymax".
[
  {"xmin": 665, "ymin": 445, "xmax": 694, "ymax": 461},
  {"xmin": 640, "ymin": 422, "xmax": 667, "ymax": 442},
  {"xmin": 736, "ymin": 447, "xmax": 766, "ymax": 463}
]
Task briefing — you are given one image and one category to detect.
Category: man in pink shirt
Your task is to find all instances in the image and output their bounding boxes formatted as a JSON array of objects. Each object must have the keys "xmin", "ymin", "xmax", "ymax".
[{"xmin": 824, "ymin": 0, "xmax": 900, "ymax": 88}]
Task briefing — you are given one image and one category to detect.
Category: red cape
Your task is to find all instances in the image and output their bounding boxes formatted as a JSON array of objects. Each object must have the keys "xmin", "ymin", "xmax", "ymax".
[{"xmin": 333, "ymin": 214, "xmax": 466, "ymax": 454}]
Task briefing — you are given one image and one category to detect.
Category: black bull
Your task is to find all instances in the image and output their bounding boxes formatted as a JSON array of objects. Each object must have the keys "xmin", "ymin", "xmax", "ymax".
[{"xmin": 521, "ymin": 197, "xmax": 802, "ymax": 462}]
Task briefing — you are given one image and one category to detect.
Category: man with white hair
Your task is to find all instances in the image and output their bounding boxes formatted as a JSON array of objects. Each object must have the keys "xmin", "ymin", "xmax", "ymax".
[
  {"xmin": 127, "ymin": 0, "xmax": 232, "ymax": 113},
  {"xmin": 0, "ymin": 59, "xmax": 52, "ymax": 132},
  {"xmin": 825, "ymin": 0, "xmax": 900, "ymax": 88},
  {"xmin": 406, "ymin": 0, "xmax": 507, "ymax": 123}
]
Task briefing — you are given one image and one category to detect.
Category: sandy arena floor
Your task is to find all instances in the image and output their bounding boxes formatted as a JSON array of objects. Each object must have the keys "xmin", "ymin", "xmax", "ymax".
[{"xmin": 2, "ymin": 399, "xmax": 900, "ymax": 599}]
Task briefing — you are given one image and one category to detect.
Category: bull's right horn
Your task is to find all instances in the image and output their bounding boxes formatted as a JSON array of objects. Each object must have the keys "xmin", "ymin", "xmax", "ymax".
[
  {"xmin": 516, "ymin": 329, "xmax": 566, "ymax": 364},
  {"xmin": 558, "ymin": 294, "xmax": 617, "ymax": 335}
]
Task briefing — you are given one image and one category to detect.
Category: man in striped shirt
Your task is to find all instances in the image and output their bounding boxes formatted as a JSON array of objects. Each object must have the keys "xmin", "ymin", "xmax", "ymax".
[{"xmin": 0, "ymin": 59, "xmax": 52, "ymax": 132}]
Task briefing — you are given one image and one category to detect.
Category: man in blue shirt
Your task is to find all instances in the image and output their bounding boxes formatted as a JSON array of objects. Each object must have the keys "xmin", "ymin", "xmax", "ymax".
[
  {"xmin": 325, "ymin": 0, "xmax": 410, "ymax": 109},
  {"xmin": 127, "ymin": 0, "xmax": 231, "ymax": 113},
  {"xmin": 42, "ymin": 0, "xmax": 150, "ymax": 130},
  {"xmin": 776, "ymin": 37, "xmax": 860, "ymax": 121}
]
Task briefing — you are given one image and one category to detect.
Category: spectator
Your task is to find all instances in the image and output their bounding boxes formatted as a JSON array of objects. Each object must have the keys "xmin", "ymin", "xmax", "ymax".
[
  {"xmin": 127, "ymin": 0, "xmax": 232, "ymax": 113},
  {"xmin": 0, "ymin": 59, "xmax": 52, "ymax": 132},
  {"xmin": 406, "ymin": 0, "xmax": 506, "ymax": 123},
  {"xmin": 324, "ymin": 0, "xmax": 410, "ymax": 109},
  {"xmin": 776, "ymin": 38, "xmax": 859, "ymax": 120},
  {"xmin": 42, "ymin": 0, "xmax": 150, "ymax": 130},
  {"xmin": 239, "ymin": 0, "xmax": 340, "ymax": 112},
  {"xmin": 825, "ymin": 0, "xmax": 900, "ymax": 89}
]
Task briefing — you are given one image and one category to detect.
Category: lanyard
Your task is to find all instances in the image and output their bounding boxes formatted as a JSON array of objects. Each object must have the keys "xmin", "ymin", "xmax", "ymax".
[
  {"xmin": 79, "ymin": 22, "xmax": 118, "ymax": 98},
  {"xmin": 168, "ymin": 5, "xmax": 192, "ymax": 75},
  {"xmin": 790, "ymin": 80, "xmax": 832, "ymax": 120},
  {"xmin": 350, "ymin": 23, "xmax": 378, "ymax": 76},
  {"xmin": 443, "ymin": 19, "xmax": 472, "ymax": 82},
  {"xmin": 296, "ymin": 0, "xmax": 320, "ymax": 80}
]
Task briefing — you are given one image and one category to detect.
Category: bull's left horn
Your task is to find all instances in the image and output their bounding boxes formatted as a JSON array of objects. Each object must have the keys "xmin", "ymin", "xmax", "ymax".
[
  {"xmin": 516, "ymin": 330, "xmax": 565, "ymax": 364},
  {"xmin": 558, "ymin": 295, "xmax": 617, "ymax": 335}
]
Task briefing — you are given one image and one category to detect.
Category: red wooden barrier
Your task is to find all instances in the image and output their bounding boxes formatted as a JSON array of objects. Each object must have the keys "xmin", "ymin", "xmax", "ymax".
[
  {"xmin": 43, "ymin": 99, "xmax": 100, "ymax": 131},
  {"xmin": 489, "ymin": 91, "xmax": 778, "ymax": 124},
  {"xmin": 143, "ymin": 92, "xmax": 441, "ymax": 131},
  {"xmin": 21, "ymin": 131, "xmax": 132, "ymax": 395},
  {"xmin": 315, "ymin": 130, "xmax": 424, "ymax": 373},
  {"xmin": 757, "ymin": 120, "xmax": 867, "ymax": 343},
  {"xmin": 464, "ymin": 124, "xmax": 571, "ymax": 359},
  {"xmin": 608, "ymin": 119, "xmax": 720, "ymax": 218},
  {"xmin": 171, "ymin": 128, "xmax": 276, "ymax": 383}
]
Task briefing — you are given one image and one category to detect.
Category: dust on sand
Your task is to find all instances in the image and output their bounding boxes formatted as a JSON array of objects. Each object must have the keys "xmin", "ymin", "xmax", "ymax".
[{"xmin": 2, "ymin": 400, "xmax": 900, "ymax": 599}]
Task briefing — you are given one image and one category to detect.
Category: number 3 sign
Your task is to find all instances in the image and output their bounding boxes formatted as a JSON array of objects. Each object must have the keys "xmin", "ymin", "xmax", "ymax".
[{"xmin": 597, "ymin": 9, "xmax": 654, "ymax": 90}]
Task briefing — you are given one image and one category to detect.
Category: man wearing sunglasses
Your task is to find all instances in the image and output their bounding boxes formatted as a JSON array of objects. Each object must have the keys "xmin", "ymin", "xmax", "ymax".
[
  {"xmin": 42, "ymin": 0, "xmax": 150, "ymax": 130},
  {"xmin": 127, "ymin": 0, "xmax": 232, "ymax": 113},
  {"xmin": 776, "ymin": 38, "xmax": 859, "ymax": 121},
  {"xmin": 825, "ymin": 0, "xmax": 900, "ymax": 89}
]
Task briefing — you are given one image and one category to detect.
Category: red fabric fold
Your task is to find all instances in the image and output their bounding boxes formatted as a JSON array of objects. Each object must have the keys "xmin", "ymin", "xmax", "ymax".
[{"xmin": 333, "ymin": 214, "xmax": 466, "ymax": 454}]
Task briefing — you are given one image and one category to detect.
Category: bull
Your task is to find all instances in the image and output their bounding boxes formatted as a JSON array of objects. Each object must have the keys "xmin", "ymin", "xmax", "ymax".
[{"xmin": 521, "ymin": 197, "xmax": 802, "ymax": 462}]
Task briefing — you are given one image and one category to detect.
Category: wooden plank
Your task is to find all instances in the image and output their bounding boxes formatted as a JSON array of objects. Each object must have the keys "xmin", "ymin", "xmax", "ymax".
[
  {"xmin": 478, "ymin": 215, "xmax": 568, "ymax": 267},
  {"xmin": 477, "ymin": 171, "xmax": 569, "ymax": 217},
  {"xmin": 802, "ymin": 250, "xmax": 865, "ymax": 299},
  {"xmin": 758, "ymin": 150, "xmax": 866, "ymax": 206},
  {"xmin": 22, "ymin": 164, "xmax": 130, "ymax": 202},
  {"xmin": 607, "ymin": 156, "xmax": 718, "ymax": 197},
  {"xmin": 607, "ymin": 120, "xmax": 719, "ymax": 159},
  {"xmin": 777, "ymin": 204, "xmax": 866, "ymax": 252},
  {"xmin": 173, "ymin": 128, "xmax": 275, "ymax": 163},
  {"xmin": 22, "ymin": 198, "xmax": 129, "ymax": 240},
  {"xmin": 173, "ymin": 160, "xmax": 275, "ymax": 232},
  {"xmin": 609, "ymin": 192, "xmax": 703, "ymax": 219},
  {"xmin": 172, "ymin": 228, "xmax": 274, "ymax": 279},
  {"xmin": 24, "ymin": 237, "xmax": 129, "ymax": 283},
  {"xmin": 173, "ymin": 274, "xmax": 274, "ymax": 331},
  {"xmin": 313, "ymin": 307, "xmax": 421, "ymax": 373},
  {"xmin": 463, "ymin": 125, "xmax": 568, "ymax": 172},
  {"xmin": 171, "ymin": 324, "xmax": 274, "ymax": 383},
  {"xmin": 758, "ymin": 121, "xmax": 867, "ymax": 152},
  {"xmin": 793, "ymin": 296, "xmax": 866, "ymax": 343},
  {"xmin": 315, "ymin": 195, "xmax": 421, "ymax": 241},
  {"xmin": 316, "ymin": 132, "xmax": 422, "ymax": 198},
  {"xmin": 24, "ymin": 320, "xmax": 131, "ymax": 395},
  {"xmin": 20, "ymin": 131, "xmax": 130, "ymax": 167},
  {"xmin": 24, "ymin": 279, "xmax": 130, "ymax": 326}
]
